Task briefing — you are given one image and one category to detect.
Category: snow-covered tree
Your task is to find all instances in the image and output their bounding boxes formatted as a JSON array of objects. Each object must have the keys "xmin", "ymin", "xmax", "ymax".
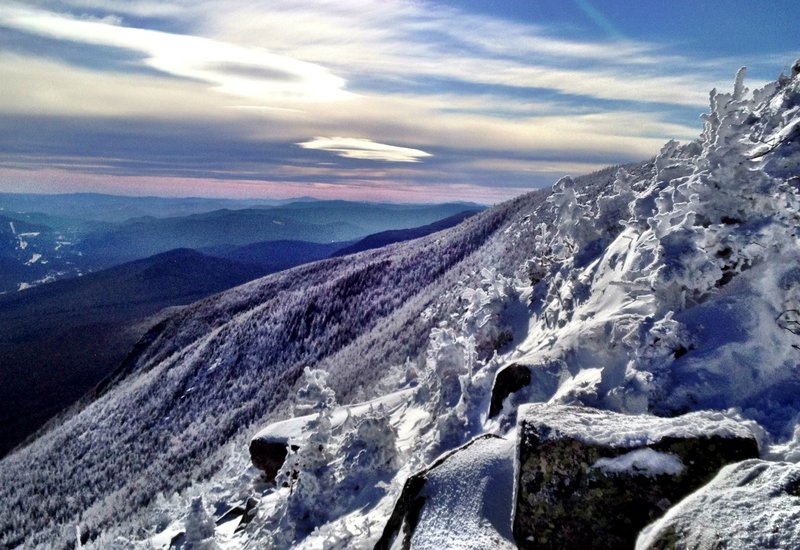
[
  {"xmin": 338, "ymin": 405, "xmax": 399, "ymax": 491},
  {"xmin": 276, "ymin": 368, "xmax": 338, "ymax": 540},
  {"xmin": 183, "ymin": 497, "xmax": 217, "ymax": 549}
]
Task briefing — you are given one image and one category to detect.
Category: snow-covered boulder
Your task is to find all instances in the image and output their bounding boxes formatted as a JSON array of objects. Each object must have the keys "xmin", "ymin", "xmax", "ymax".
[
  {"xmin": 376, "ymin": 434, "xmax": 515, "ymax": 550},
  {"xmin": 249, "ymin": 414, "xmax": 310, "ymax": 481},
  {"xmin": 513, "ymin": 404, "xmax": 759, "ymax": 550},
  {"xmin": 637, "ymin": 459, "xmax": 800, "ymax": 550}
]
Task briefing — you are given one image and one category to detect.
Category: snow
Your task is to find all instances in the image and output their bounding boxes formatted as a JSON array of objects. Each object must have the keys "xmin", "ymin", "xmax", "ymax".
[
  {"xmin": 637, "ymin": 459, "xmax": 800, "ymax": 550},
  {"xmin": 25, "ymin": 253, "xmax": 42, "ymax": 265},
  {"xmin": 518, "ymin": 404, "xmax": 758, "ymax": 448},
  {"xmin": 3, "ymin": 60, "xmax": 799, "ymax": 550},
  {"xmin": 252, "ymin": 388, "xmax": 417, "ymax": 446},
  {"xmin": 410, "ymin": 435, "xmax": 516, "ymax": 550},
  {"xmin": 593, "ymin": 448, "xmax": 683, "ymax": 477}
]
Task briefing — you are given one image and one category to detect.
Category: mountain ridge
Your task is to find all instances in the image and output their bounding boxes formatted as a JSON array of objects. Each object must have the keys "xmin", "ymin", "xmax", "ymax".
[{"xmin": 1, "ymin": 63, "xmax": 799, "ymax": 549}]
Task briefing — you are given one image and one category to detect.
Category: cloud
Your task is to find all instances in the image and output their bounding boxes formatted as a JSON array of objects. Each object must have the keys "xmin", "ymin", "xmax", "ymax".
[
  {"xmin": 0, "ymin": 0, "xmax": 788, "ymax": 203},
  {"xmin": 204, "ymin": 0, "xmax": 739, "ymax": 108},
  {"xmin": 0, "ymin": 3, "xmax": 352, "ymax": 104},
  {"xmin": 297, "ymin": 137, "xmax": 432, "ymax": 163}
]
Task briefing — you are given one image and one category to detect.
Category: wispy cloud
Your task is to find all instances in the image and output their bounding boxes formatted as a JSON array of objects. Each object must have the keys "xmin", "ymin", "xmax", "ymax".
[
  {"xmin": 0, "ymin": 3, "xmax": 352, "ymax": 104},
  {"xmin": 0, "ymin": 0, "xmax": 790, "ymax": 202},
  {"xmin": 203, "ymin": 0, "xmax": 729, "ymax": 108},
  {"xmin": 297, "ymin": 137, "xmax": 432, "ymax": 163}
]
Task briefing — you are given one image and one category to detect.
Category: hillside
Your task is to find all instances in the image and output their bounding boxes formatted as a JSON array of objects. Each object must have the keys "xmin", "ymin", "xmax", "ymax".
[
  {"xmin": 332, "ymin": 210, "xmax": 480, "ymax": 257},
  {"xmin": 1, "ymin": 63, "xmax": 799, "ymax": 549},
  {"xmin": 0, "ymin": 249, "xmax": 268, "ymax": 457},
  {"xmin": 206, "ymin": 240, "xmax": 347, "ymax": 272}
]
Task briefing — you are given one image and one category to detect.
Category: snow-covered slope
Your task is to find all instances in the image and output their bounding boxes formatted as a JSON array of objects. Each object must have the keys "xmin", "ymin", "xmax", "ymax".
[
  {"xmin": 0, "ymin": 172, "xmax": 560, "ymax": 549},
  {"xmin": 1, "ymin": 62, "xmax": 799, "ymax": 549}
]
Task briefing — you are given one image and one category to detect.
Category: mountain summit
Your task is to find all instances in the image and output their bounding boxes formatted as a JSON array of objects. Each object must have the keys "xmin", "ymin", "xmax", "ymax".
[{"xmin": 1, "ymin": 62, "xmax": 799, "ymax": 549}]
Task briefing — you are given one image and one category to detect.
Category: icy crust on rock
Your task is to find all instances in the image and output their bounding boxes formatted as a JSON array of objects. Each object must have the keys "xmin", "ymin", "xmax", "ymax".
[
  {"xmin": 637, "ymin": 459, "xmax": 800, "ymax": 550},
  {"xmin": 519, "ymin": 404, "xmax": 758, "ymax": 448},
  {"xmin": 410, "ymin": 435, "xmax": 516, "ymax": 550}
]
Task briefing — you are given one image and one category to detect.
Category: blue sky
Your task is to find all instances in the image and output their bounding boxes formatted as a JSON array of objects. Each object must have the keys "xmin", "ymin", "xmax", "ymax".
[{"xmin": 0, "ymin": 1, "xmax": 797, "ymax": 203}]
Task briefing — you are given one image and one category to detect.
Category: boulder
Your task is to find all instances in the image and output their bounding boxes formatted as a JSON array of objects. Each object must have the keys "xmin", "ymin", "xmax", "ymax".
[
  {"xmin": 249, "ymin": 438, "xmax": 291, "ymax": 481},
  {"xmin": 488, "ymin": 362, "xmax": 565, "ymax": 419},
  {"xmin": 513, "ymin": 404, "xmax": 760, "ymax": 550},
  {"xmin": 376, "ymin": 434, "xmax": 515, "ymax": 550},
  {"xmin": 637, "ymin": 459, "xmax": 800, "ymax": 550},
  {"xmin": 250, "ymin": 388, "xmax": 415, "ymax": 480},
  {"xmin": 489, "ymin": 364, "xmax": 531, "ymax": 418}
]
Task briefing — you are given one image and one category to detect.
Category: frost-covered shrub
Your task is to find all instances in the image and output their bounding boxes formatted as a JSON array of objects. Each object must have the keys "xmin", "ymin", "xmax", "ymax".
[
  {"xmin": 276, "ymin": 369, "xmax": 338, "ymax": 539},
  {"xmin": 546, "ymin": 175, "xmax": 599, "ymax": 258},
  {"xmin": 338, "ymin": 406, "xmax": 399, "ymax": 491},
  {"xmin": 597, "ymin": 168, "xmax": 636, "ymax": 232},
  {"xmin": 422, "ymin": 268, "xmax": 528, "ymax": 457},
  {"xmin": 523, "ymin": 222, "xmax": 554, "ymax": 285},
  {"xmin": 459, "ymin": 267, "xmax": 518, "ymax": 358},
  {"xmin": 183, "ymin": 497, "xmax": 217, "ymax": 549},
  {"xmin": 294, "ymin": 367, "xmax": 337, "ymax": 416},
  {"xmin": 639, "ymin": 68, "xmax": 800, "ymax": 309}
]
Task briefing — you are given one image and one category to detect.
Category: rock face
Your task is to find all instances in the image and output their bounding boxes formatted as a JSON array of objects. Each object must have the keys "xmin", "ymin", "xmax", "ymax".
[
  {"xmin": 637, "ymin": 459, "xmax": 800, "ymax": 550},
  {"xmin": 489, "ymin": 364, "xmax": 531, "ymax": 418},
  {"xmin": 248, "ymin": 439, "xmax": 291, "ymax": 481},
  {"xmin": 513, "ymin": 404, "xmax": 760, "ymax": 550},
  {"xmin": 376, "ymin": 434, "xmax": 515, "ymax": 550}
]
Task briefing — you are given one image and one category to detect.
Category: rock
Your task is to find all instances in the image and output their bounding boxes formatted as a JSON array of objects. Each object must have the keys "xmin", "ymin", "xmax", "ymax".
[
  {"xmin": 513, "ymin": 404, "xmax": 760, "ymax": 550},
  {"xmin": 637, "ymin": 459, "xmax": 800, "ymax": 550},
  {"xmin": 488, "ymin": 362, "xmax": 566, "ymax": 420},
  {"xmin": 375, "ymin": 434, "xmax": 515, "ymax": 550},
  {"xmin": 489, "ymin": 364, "xmax": 531, "ymax": 418},
  {"xmin": 215, "ymin": 496, "xmax": 260, "ymax": 533},
  {"xmin": 249, "ymin": 438, "xmax": 291, "ymax": 481}
]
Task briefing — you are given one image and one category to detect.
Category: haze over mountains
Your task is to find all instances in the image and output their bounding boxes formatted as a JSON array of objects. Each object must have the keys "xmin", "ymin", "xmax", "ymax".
[
  {"xmin": 0, "ymin": 196, "xmax": 481, "ymax": 457},
  {"xmin": 0, "ymin": 194, "xmax": 481, "ymax": 292}
]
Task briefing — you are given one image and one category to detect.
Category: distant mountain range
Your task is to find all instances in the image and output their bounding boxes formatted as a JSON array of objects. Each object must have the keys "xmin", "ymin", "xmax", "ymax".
[
  {"xmin": 0, "ymin": 194, "xmax": 483, "ymax": 292},
  {"xmin": 0, "ymin": 192, "xmax": 289, "ymax": 223},
  {"xmin": 0, "ymin": 199, "xmax": 482, "ymax": 457},
  {"xmin": 77, "ymin": 201, "xmax": 482, "ymax": 268},
  {"xmin": 332, "ymin": 209, "xmax": 479, "ymax": 256}
]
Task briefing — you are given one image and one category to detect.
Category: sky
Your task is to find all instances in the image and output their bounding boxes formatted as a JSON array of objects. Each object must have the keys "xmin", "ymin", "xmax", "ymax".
[{"xmin": 0, "ymin": 1, "xmax": 798, "ymax": 204}]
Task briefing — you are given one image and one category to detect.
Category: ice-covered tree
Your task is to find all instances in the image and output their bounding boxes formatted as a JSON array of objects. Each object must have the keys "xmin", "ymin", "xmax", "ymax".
[
  {"xmin": 546, "ymin": 175, "xmax": 599, "ymax": 258},
  {"xmin": 338, "ymin": 405, "xmax": 399, "ymax": 492},
  {"xmin": 276, "ymin": 368, "xmax": 338, "ymax": 540},
  {"xmin": 183, "ymin": 497, "xmax": 217, "ymax": 549}
]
